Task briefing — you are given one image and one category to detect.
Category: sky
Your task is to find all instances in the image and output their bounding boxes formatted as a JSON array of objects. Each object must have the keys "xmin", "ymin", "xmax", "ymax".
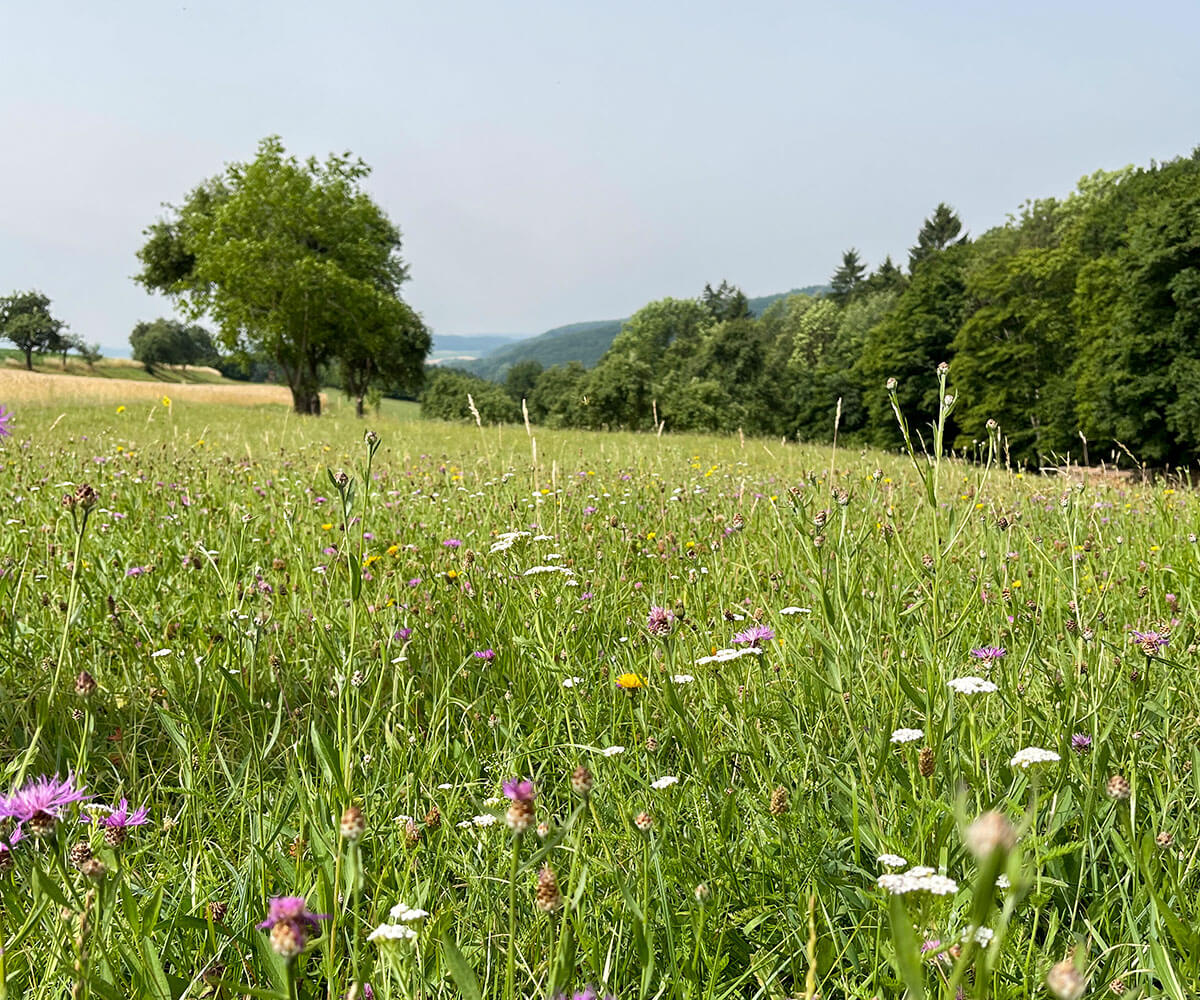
[{"xmin": 3, "ymin": 0, "xmax": 1200, "ymax": 352}]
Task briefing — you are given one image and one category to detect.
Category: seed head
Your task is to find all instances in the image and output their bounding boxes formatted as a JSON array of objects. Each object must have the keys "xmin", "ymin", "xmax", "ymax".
[
  {"xmin": 79, "ymin": 857, "xmax": 107, "ymax": 881},
  {"xmin": 404, "ymin": 819, "xmax": 422, "ymax": 848},
  {"xmin": 964, "ymin": 810, "xmax": 1016, "ymax": 860},
  {"xmin": 694, "ymin": 883, "xmax": 710, "ymax": 902},
  {"xmin": 1046, "ymin": 959, "xmax": 1087, "ymax": 1000},
  {"xmin": 1155, "ymin": 830, "xmax": 1173, "ymax": 849},
  {"xmin": 634, "ymin": 811, "xmax": 653, "ymax": 832},
  {"xmin": 423, "ymin": 805, "xmax": 441, "ymax": 831},
  {"xmin": 769, "ymin": 786, "xmax": 789, "ymax": 817},
  {"xmin": 69, "ymin": 841, "xmax": 93, "ymax": 869},
  {"xmin": 1106, "ymin": 774, "xmax": 1130, "ymax": 800},
  {"xmin": 535, "ymin": 866, "xmax": 563, "ymax": 912},
  {"xmin": 506, "ymin": 799, "xmax": 534, "ymax": 835},
  {"xmin": 206, "ymin": 900, "xmax": 229, "ymax": 923},
  {"xmin": 571, "ymin": 766, "xmax": 594, "ymax": 797},
  {"xmin": 74, "ymin": 671, "xmax": 97, "ymax": 698},
  {"xmin": 918, "ymin": 747, "xmax": 936, "ymax": 778},
  {"xmin": 270, "ymin": 920, "xmax": 304, "ymax": 959},
  {"xmin": 340, "ymin": 806, "xmax": 365, "ymax": 841}
]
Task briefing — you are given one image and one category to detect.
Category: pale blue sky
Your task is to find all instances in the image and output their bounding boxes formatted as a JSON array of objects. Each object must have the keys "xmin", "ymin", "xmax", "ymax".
[{"xmin": 2, "ymin": 0, "xmax": 1199, "ymax": 350}]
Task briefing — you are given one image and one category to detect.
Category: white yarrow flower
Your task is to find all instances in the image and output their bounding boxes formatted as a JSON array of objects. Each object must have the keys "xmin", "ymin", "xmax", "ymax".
[
  {"xmin": 562, "ymin": 676, "xmax": 583, "ymax": 688},
  {"xmin": 890, "ymin": 728, "xmax": 924, "ymax": 744},
  {"xmin": 389, "ymin": 904, "xmax": 430, "ymax": 922},
  {"xmin": 601, "ymin": 745, "xmax": 625, "ymax": 757},
  {"xmin": 947, "ymin": 676, "xmax": 998, "ymax": 695},
  {"xmin": 779, "ymin": 606, "xmax": 811, "ymax": 615},
  {"xmin": 671, "ymin": 674, "xmax": 695, "ymax": 684},
  {"xmin": 876, "ymin": 853, "xmax": 907, "ymax": 868},
  {"xmin": 650, "ymin": 775, "xmax": 678, "ymax": 790},
  {"xmin": 368, "ymin": 923, "xmax": 417, "ymax": 943},
  {"xmin": 1010, "ymin": 746, "xmax": 1060, "ymax": 769}
]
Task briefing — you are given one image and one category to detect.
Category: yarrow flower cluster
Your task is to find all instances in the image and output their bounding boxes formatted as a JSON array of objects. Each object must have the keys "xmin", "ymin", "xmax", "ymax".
[
  {"xmin": 947, "ymin": 676, "xmax": 998, "ymax": 695},
  {"xmin": 890, "ymin": 728, "xmax": 924, "ymax": 744},
  {"xmin": 876, "ymin": 868, "xmax": 958, "ymax": 896},
  {"xmin": 694, "ymin": 647, "xmax": 762, "ymax": 665},
  {"xmin": 1010, "ymin": 746, "xmax": 1061, "ymax": 769}
]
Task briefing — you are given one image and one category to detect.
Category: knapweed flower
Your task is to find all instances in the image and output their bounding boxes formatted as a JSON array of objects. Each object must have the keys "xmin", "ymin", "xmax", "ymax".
[
  {"xmin": 0, "ymin": 825, "xmax": 25, "ymax": 868},
  {"xmin": 947, "ymin": 676, "xmax": 997, "ymax": 695},
  {"xmin": 964, "ymin": 810, "xmax": 1015, "ymax": 860},
  {"xmin": 258, "ymin": 896, "xmax": 330, "ymax": 959},
  {"xmin": 442, "ymin": 538, "xmax": 462, "ymax": 548},
  {"xmin": 1, "ymin": 773, "xmax": 88, "ymax": 835},
  {"xmin": 1070, "ymin": 733, "xmax": 1092, "ymax": 754},
  {"xmin": 472, "ymin": 649, "xmax": 495, "ymax": 661},
  {"xmin": 0, "ymin": 404, "xmax": 12, "ymax": 438},
  {"xmin": 81, "ymin": 797, "xmax": 149, "ymax": 846},
  {"xmin": 615, "ymin": 673, "xmax": 645, "ymax": 691},
  {"xmin": 646, "ymin": 606, "xmax": 675, "ymax": 636},
  {"xmin": 1131, "ymin": 629, "xmax": 1169, "ymax": 656},
  {"xmin": 890, "ymin": 728, "xmax": 924, "ymax": 744},
  {"xmin": 503, "ymin": 777, "xmax": 535, "ymax": 833},
  {"xmin": 1010, "ymin": 746, "xmax": 1060, "ymax": 769},
  {"xmin": 732, "ymin": 624, "xmax": 774, "ymax": 646},
  {"xmin": 970, "ymin": 645, "xmax": 1006, "ymax": 663}
]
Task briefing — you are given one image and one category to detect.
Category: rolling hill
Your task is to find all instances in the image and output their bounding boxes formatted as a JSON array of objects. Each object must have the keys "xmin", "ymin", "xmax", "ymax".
[{"xmin": 456, "ymin": 285, "xmax": 829, "ymax": 381}]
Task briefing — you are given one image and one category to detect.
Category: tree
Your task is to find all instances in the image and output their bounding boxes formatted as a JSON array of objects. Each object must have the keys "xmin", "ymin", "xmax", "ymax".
[
  {"xmin": 908, "ymin": 203, "xmax": 969, "ymax": 272},
  {"xmin": 421, "ymin": 368, "xmax": 520, "ymax": 424},
  {"xmin": 505, "ymin": 359, "xmax": 544, "ymax": 404},
  {"xmin": 136, "ymin": 136, "xmax": 426, "ymax": 414},
  {"xmin": 701, "ymin": 280, "xmax": 752, "ymax": 323},
  {"xmin": 830, "ymin": 249, "xmax": 866, "ymax": 304},
  {"xmin": 0, "ymin": 291, "xmax": 65, "ymax": 370},
  {"xmin": 338, "ymin": 302, "xmax": 429, "ymax": 416},
  {"xmin": 73, "ymin": 337, "xmax": 104, "ymax": 370},
  {"xmin": 130, "ymin": 319, "xmax": 220, "ymax": 371}
]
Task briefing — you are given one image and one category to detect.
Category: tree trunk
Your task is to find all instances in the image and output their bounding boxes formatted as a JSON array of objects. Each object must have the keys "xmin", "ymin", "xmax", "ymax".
[
  {"xmin": 355, "ymin": 395, "xmax": 365, "ymax": 418},
  {"xmin": 290, "ymin": 375, "xmax": 321, "ymax": 415},
  {"xmin": 24, "ymin": 347, "xmax": 33, "ymax": 371}
]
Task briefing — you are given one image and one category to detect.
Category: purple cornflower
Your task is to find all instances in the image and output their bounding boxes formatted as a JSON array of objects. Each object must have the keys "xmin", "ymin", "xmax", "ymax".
[
  {"xmin": 407, "ymin": 577, "xmax": 422, "ymax": 588},
  {"xmin": 0, "ymin": 824, "xmax": 25, "ymax": 859},
  {"xmin": 442, "ymin": 539, "xmax": 462, "ymax": 548},
  {"xmin": 970, "ymin": 645, "xmax": 1006, "ymax": 662},
  {"xmin": 0, "ymin": 404, "xmax": 12, "ymax": 438},
  {"xmin": 394, "ymin": 627, "xmax": 413, "ymax": 641},
  {"xmin": 258, "ymin": 896, "xmax": 330, "ymax": 959},
  {"xmin": 583, "ymin": 506, "xmax": 598, "ymax": 515},
  {"xmin": 1131, "ymin": 629, "xmax": 1169, "ymax": 656},
  {"xmin": 647, "ymin": 606, "xmax": 675, "ymax": 636},
  {"xmin": 1070, "ymin": 733, "xmax": 1092, "ymax": 754},
  {"xmin": 125, "ymin": 565, "xmax": 152, "ymax": 578},
  {"xmin": 580, "ymin": 592, "xmax": 594, "ymax": 601},
  {"xmin": 473, "ymin": 649, "xmax": 495, "ymax": 661},
  {"xmin": 1, "ymin": 773, "xmax": 88, "ymax": 835},
  {"xmin": 502, "ymin": 778, "xmax": 535, "ymax": 802},
  {"xmin": 82, "ymin": 798, "xmax": 150, "ymax": 830},
  {"xmin": 732, "ymin": 624, "xmax": 775, "ymax": 647}
]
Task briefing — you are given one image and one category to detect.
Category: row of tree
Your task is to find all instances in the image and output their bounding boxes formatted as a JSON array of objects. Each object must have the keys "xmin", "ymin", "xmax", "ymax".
[
  {"xmin": 0, "ymin": 291, "xmax": 103, "ymax": 370},
  {"xmin": 426, "ymin": 148, "xmax": 1200, "ymax": 467}
]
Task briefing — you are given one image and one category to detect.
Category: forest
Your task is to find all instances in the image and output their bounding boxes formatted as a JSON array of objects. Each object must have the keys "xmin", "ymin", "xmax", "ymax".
[{"xmin": 424, "ymin": 148, "xmax": 1200, "ymax": 468}]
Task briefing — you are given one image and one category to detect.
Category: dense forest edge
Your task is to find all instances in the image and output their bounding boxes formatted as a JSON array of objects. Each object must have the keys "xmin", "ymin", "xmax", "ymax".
[{"xmin": 424, "ymin": 148, "xmax": 1200, "ymax": 470}]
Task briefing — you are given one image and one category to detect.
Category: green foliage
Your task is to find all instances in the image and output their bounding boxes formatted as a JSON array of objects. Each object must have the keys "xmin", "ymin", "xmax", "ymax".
[
  {"xmin": 0, "ymin": 289, "xmax": 66, "ymax": 370},
  {"xmin": 420, "ymin": 367, "xmax": 521, "ymax": 424},
  {"xmin": 908, "ymin": 202, "xmax": 969, "ymax": 272},
  {"xmin": 129, "ymin": 318, "xmax": 219, "ymax": 371},
  {"xmin": 504, "ymin": 359, "xmax": 543, "ymax": 403},
  {"xmin": 137, "ymin": 136, "xmax": 426, "ymax": 415},
  {"xmin": 829, "ymin": 248, "xmax": 866, "ymax": 304}
]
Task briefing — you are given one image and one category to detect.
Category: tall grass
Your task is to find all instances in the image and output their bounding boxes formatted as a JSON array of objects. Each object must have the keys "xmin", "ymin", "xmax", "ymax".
[{"xmin": 0, "ymin": 380, "xmax": 1195, "ymax": 999}]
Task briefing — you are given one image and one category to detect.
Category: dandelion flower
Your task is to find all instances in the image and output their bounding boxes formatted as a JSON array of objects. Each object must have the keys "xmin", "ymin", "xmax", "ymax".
[{"xmin": 615, "ymin": 673, "xmax": 645, "ymax": 690}]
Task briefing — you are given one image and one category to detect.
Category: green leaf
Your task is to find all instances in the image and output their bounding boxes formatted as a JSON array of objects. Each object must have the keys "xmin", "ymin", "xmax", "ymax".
[{"xmin": 440, "ymin": 933, "xmax": 483, "ymax": 1000}]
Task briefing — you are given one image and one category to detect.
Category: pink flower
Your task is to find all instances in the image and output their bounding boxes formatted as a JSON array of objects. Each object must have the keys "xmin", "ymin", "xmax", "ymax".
[
  {"xmin": 502, "ymin": 778, "xmax": 535, "ymax": 802},
  {"xmin": 732, "ymin": 624, "xmax": 774, "ymax": 646}
]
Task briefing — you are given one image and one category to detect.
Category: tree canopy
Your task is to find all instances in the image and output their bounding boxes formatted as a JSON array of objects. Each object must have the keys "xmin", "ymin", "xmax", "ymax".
[
  {"xmin": 136, "ymin": 136, "xmax": 429, "ymax": 414},
  {"xmin": 0, "ymin": 291, "xmax": 66, "ymax": 370}
]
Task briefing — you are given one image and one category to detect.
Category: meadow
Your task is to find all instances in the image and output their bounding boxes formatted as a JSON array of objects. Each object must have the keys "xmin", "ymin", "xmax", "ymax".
[{"xmin": 0, "ymin": 380, "xmax": 1196, "ymax": 1000}]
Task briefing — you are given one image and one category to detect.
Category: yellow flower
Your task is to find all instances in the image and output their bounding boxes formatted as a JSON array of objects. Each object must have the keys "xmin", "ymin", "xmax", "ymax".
[
  {"xmin": 615, "ymin": 673, "xmax": 645, "ymax": 690},
  {"xmin": 321, "ymin": 523, "xmax": 333, "ymax": 531},
  {"xmin": 387, "ymin": 544, "xmax": 401, "ymax": 556},
  {"xmin": 446, "ymin": 569, "xmax": 459, "ymax": 580},
  {"xmin": 646, "ymin": 532, "xmax": 656, "ymax": 541},
  {"xmin": 115, "ymin": 405, "xmax": 126, "ymax": 414},
  {"xmin": 161, "ymin": 395, "xmax": 171, "ymax": 407}
]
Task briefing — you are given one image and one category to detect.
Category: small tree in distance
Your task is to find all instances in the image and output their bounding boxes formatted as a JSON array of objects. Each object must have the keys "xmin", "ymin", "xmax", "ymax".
[{"xmin": 0, "ymin": 290, "xmax": 66, "ymax": 370}]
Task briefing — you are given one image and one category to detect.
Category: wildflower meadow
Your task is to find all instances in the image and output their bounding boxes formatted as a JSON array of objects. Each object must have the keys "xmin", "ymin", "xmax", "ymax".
[{"xmin": 1, "ymin": 382, "xmax": 1198, "ymax": 999}]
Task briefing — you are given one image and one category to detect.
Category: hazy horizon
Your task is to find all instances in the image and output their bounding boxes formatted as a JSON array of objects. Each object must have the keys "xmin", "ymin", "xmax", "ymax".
[{"xmin": 3, "ymin": 0, "xmax": 1200, "ymax": 352}]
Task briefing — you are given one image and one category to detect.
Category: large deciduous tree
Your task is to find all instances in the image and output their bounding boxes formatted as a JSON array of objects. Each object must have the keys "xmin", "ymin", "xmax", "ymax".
[
  {"xmin": 0, "ymin": 291, "xmax": 65, "ymax": 370},
  {"xmin": 136, "ymin": 136, "xmax": 428, "ymax": 414}
]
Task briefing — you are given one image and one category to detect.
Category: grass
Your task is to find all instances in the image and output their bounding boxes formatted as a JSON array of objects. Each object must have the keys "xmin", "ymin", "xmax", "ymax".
[{"xmin": 0, "ymin": 379, "xmax": 1196, "ymax": 1000}]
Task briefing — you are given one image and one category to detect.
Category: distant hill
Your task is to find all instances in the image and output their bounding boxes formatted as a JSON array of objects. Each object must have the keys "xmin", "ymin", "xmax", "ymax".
[
  {"xmin": 429, "ymin": 333, "xmax": 523, "ymax": 363},
  {"xmin": 457, "ymin": 286, "xmax": 830, "ymax": 381}
]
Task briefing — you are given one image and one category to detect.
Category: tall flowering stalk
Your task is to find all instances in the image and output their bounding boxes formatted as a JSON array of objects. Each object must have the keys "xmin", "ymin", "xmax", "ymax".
[
  {"xmin": 503, "ymin": 777, "xmax": 535, "ymax": 1000},
  {"xmin": 51, "ymin": 485, "xmax": 98, "ymax": 704}
]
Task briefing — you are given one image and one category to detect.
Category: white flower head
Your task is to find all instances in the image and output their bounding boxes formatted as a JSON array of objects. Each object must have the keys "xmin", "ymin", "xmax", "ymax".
[
  {"xmin": 601, "ymin": 745, "xmax": 625, "ymax": 757},
  {"xmin": 947, "ymin": 676, "xmax": 998, "ymax": 695},
  {"xmin": 1010, "ymin": 746, "xmax": 1060, "ymax": 769},
  {"xmin": 389, "ymin": 903, "xmax": 430, "ymax": 922},
  {"xmin": 779, "ymin": 606, "xmax": 811, "ymax": 616},
  {"xmin": 890, "ymin": 728, "xmax": 924, "ymax": 744},
  {"xmin": 562, "ymin": 676, "xmax": 583, "ymax": 688},
  {"xmin": 368, "ymin": 923, "xmax": 418, "ymax": 944},
  {"xmin": 671, "ymin": 674, "xmax": 695, "ymax": 684},
  {"xmin": 650, "ymin": 775, "xmax": 678, "ymax": 790},
  {"xmin": 876, "ymin": 853, "xmax": 907, "ymax": 868},
  {"xmin": 471, "ymin": 813, "xmax": 497, "ymax": 827}
]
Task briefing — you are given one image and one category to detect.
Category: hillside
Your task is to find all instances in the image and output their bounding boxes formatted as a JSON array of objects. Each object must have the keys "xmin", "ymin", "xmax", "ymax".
[
  {"xmin": 458, "ymin": 285, "xmax": 829, "ymax": 381},
  {"xmin": 429, "ymin": 333, "xmax": 522, "ymax": 363}
]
